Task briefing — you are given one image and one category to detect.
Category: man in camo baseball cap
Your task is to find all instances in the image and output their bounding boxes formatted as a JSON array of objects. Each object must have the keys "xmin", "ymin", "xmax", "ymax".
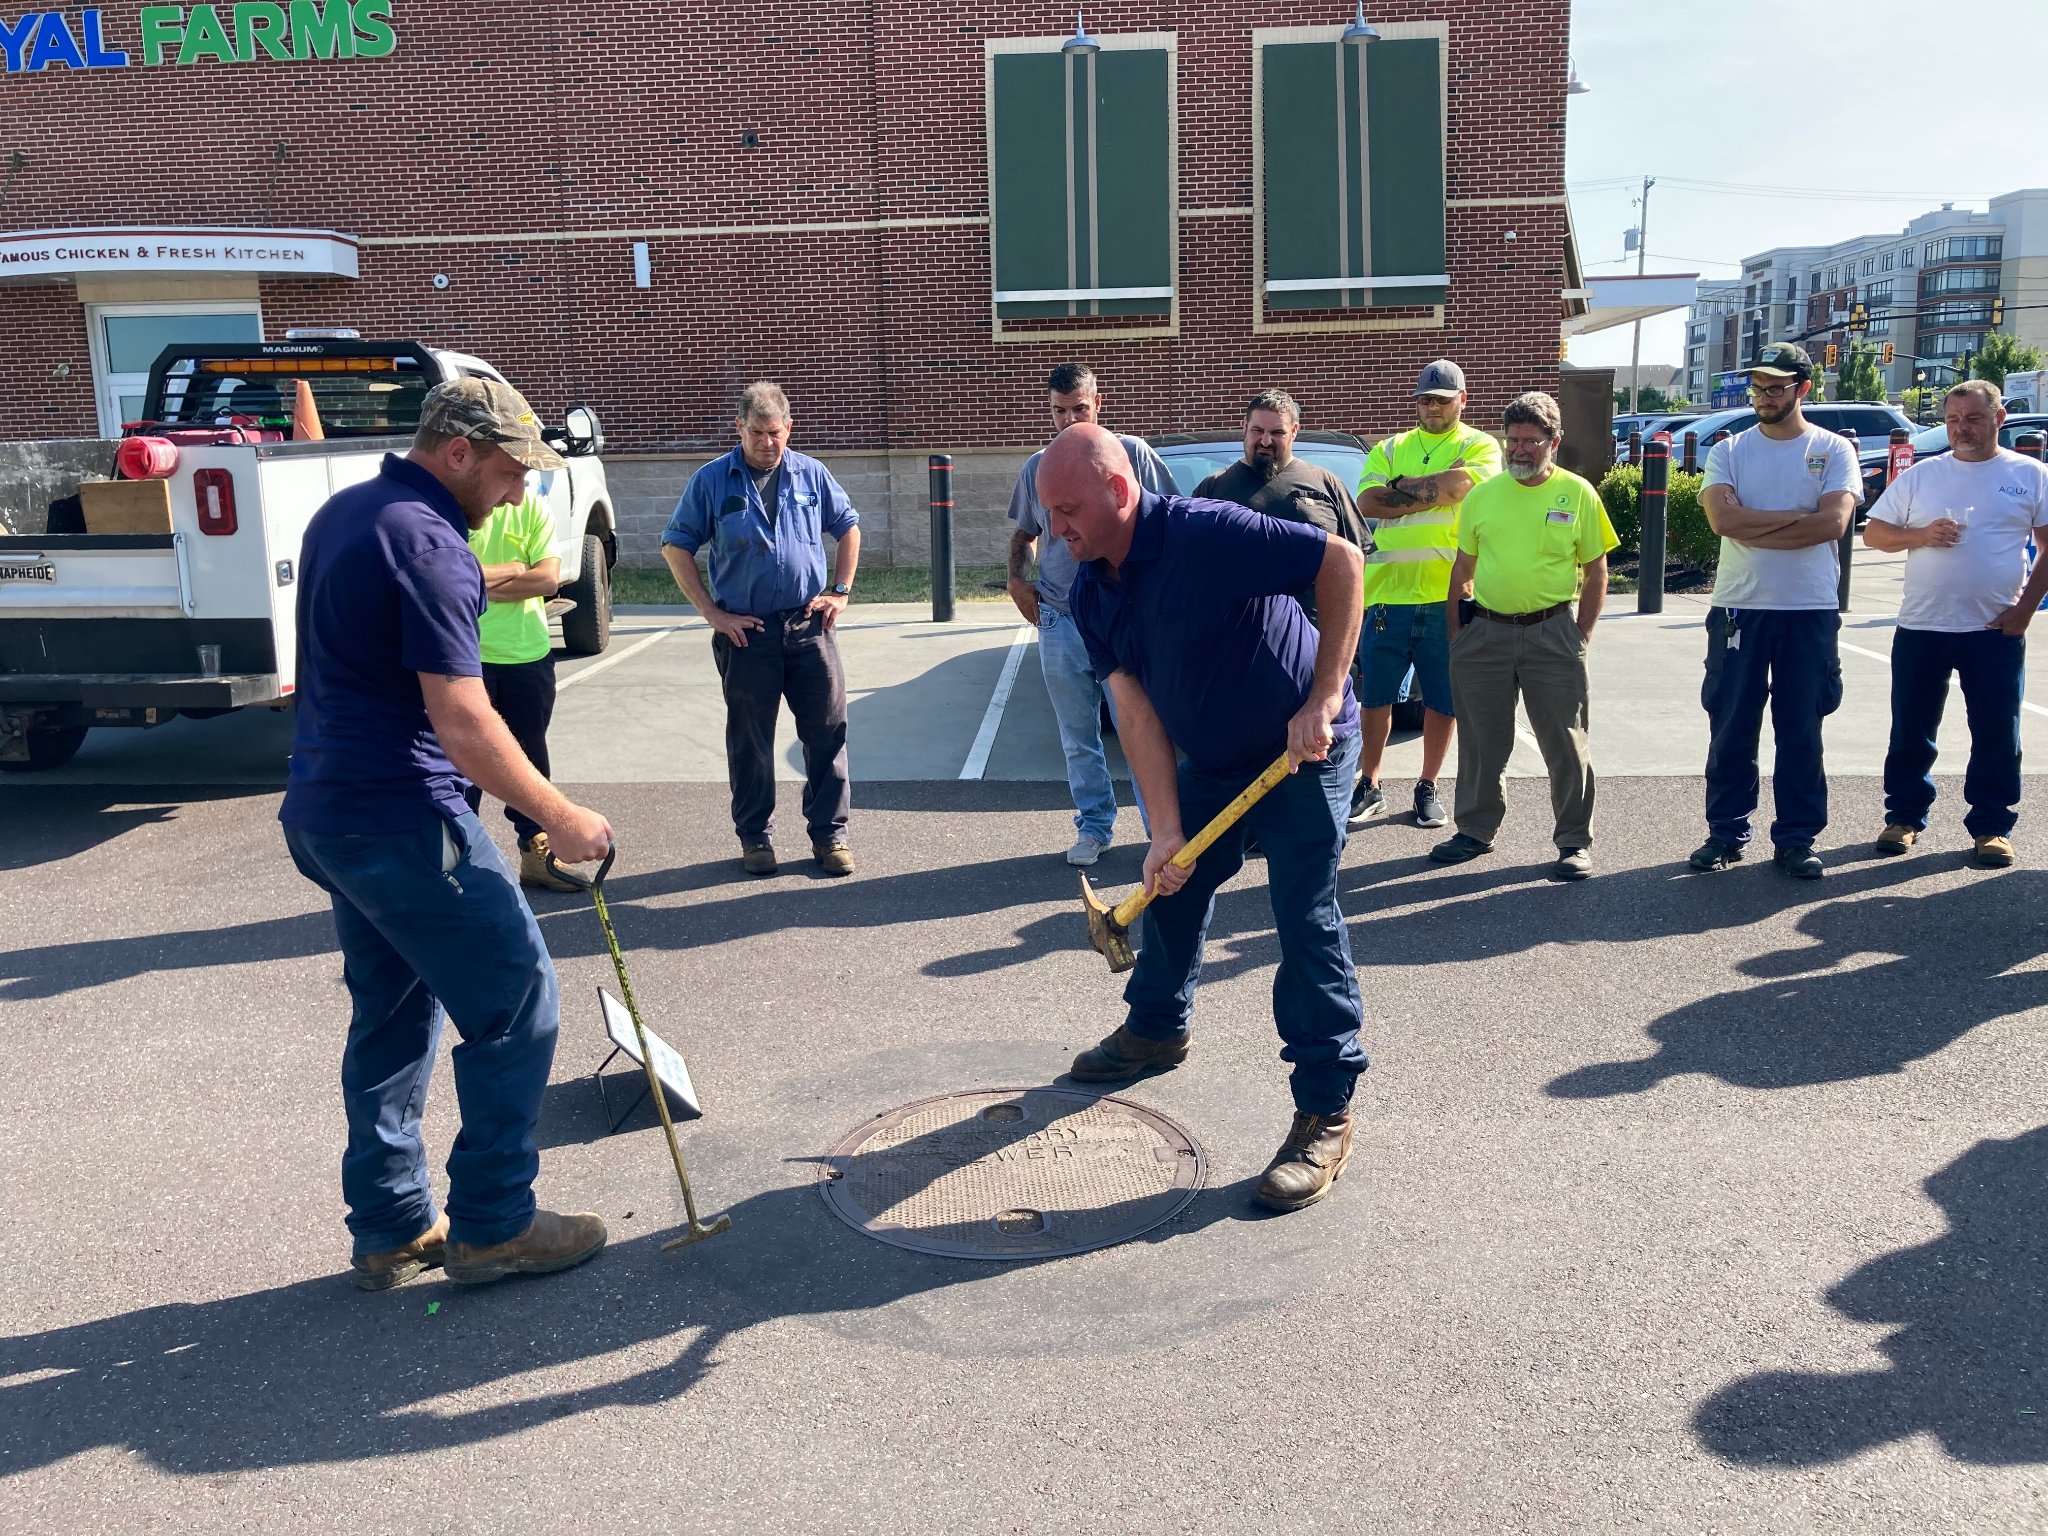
[{"xmin": 418, "ymin": 376, "xmax": 565, "ymax": 472}]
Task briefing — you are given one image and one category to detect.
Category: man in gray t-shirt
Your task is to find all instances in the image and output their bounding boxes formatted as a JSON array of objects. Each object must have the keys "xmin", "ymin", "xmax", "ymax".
[{"xmin": 1005, "ymin": 362, "xmax": 1178, "ymax": 866}]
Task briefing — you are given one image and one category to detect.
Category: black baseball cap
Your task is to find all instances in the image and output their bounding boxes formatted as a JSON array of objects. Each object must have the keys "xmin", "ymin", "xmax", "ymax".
[{"xmin": 1749, "ymin": 343, "xmax": 1813, "ymax": 382}]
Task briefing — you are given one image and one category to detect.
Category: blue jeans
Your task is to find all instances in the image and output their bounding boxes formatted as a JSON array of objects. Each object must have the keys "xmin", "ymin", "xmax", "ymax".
[
  {"xmin": 1702, "ymin": 607, "xmax": 1843, "ymax": 848},
  {"xmin": 1122, "ymin": 731, "xmax": 1368, "ymax": 1115},
  {"xmin": 1883, "ymin": 626, "xmax": 2025, "ymax": 838},
  {"xmin": 1039, "ymin": 605, "xmax": 1144, "ymax": 841},
  {"xmin": 284, "ymin": 811, "xmax": 559, "ymax": 1258}
]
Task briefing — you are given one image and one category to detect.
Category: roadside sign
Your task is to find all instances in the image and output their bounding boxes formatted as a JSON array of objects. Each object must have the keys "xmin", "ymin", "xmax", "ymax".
[
  {"xmin": 1888, "ymin": 440, "xmax": 1914, "ymax": 486},
  {"xmin": 598, "ymin": 987, "xmax": 701, "ymax": 1118}
]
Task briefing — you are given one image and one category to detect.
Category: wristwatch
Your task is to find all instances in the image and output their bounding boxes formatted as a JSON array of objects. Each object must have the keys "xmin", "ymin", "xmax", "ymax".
[{"xmin": 829, "ymin": 583, "xmax": 852, "ymax": 596}]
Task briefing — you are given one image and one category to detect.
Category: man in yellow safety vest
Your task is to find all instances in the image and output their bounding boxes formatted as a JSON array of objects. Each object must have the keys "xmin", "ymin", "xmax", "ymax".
[{"xmin": 1350, "ymin": 360, "xmax": 1501, "ymax": 832}]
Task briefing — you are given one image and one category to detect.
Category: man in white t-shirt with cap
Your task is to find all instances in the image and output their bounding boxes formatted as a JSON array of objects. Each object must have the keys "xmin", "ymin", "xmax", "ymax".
[
  {"xmin": 1862, "ymin": 379, "xmax": 2048, "ymax": 867},
  {"xmin": 1690, "ymin": 342, "xmax": 1861, "ymax": 879}
]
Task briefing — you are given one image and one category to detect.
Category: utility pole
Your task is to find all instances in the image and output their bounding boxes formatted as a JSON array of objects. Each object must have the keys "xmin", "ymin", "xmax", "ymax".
[{"xmin": 1628, "ymin": 175, "xmax": 1656, "ymax": 414}]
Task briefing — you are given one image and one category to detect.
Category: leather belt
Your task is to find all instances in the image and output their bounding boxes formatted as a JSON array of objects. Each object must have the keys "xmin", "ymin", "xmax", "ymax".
[{"xmin": 1474, "ymin": 601, "xmax": 1569, "ymax": 626}]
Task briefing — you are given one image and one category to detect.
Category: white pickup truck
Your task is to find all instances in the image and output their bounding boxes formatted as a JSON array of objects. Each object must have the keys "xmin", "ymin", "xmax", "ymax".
[{"xmin": 0, "ymin": 336, "xmax": 617, "ymax": 770}]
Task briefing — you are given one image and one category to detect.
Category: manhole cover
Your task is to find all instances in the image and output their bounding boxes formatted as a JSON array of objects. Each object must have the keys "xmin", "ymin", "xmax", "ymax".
[{"xmin": 818, "ymin": 1087, "xmax": 1205, "ymax": 1260}]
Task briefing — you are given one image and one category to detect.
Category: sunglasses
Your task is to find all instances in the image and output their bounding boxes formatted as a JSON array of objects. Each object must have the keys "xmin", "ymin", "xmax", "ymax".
[{"xmin": 1748, "ymin": 380, "xmax": 1803, "ymax": 401}]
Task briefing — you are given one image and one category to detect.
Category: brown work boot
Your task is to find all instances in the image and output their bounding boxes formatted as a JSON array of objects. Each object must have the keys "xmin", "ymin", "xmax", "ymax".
[
  {"xmin": 350, "ymin": 1213, "xmax": 449, "ymax": 1292},
  {"xmin": 519, "ymin": 832, "xmax": 580, "ymax": 892},
  {"xmin": 444, "ymin": 1209, "xmax": 608, "ymax": 1286},
  {"xmin": 1068, "ymin": 1024, "xmax": 1189, "ymax": 1081},
  {"xmin": 1974, "ymin": 834, "xmax": 2016, "ymax": 868},
  {"xmin": 1875, "ymin": 824, "xmax": 1917, "ymax": 857},
  {"xmin": 741, "ymin": 841, "xmax": 779, "ymax": 876},
  {"xmin": 1254, "ymin": 1110, "xmax": 1354, "ymax": 1212},
  {"xmin": 813, "ymin": 840, "xmax": 855, "ymax": 876}
]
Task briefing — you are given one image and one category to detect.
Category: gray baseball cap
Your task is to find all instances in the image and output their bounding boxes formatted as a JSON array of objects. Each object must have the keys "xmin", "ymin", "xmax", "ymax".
[
  {"xmin": 418, "ymin": 377, "xmax": 565, "ymax": 471},
  {"xmin": 1413, "ymin": 360, "xmax": 1466, "ymax": 398}
]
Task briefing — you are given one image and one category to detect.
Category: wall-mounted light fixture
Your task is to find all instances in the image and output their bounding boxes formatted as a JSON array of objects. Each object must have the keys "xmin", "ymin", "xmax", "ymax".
[
  {"xmin": 1341, "ymin": 2, "xmax": 1379, "ymax": 47},
  {"xmin": 1566, "ymin": 58, "xmax": 1590, "ymax": 95},
  {"xmin": 1061, "ymin": 10, "xmax": 1099, "ymax": 55}
]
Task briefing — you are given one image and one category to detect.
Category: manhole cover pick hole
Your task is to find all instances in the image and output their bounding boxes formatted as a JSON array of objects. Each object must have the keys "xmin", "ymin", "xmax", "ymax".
[{"xmin": 818, "ymin": 1088, "xmax": 1206, "ymax": 1260}]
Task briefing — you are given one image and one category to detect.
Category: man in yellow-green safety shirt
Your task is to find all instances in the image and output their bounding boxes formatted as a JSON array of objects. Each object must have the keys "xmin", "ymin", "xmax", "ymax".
[
  {"xmin": 465, "ymin": 488, "xmax": 577, "ymax": 892},
  {"xmin": 1351, "ymin": 359, "xmax": 1501, "ymax": 833},
  {"xmin": 1436, "ymin": 390, "xmax": 1618, "ymax": 881}
]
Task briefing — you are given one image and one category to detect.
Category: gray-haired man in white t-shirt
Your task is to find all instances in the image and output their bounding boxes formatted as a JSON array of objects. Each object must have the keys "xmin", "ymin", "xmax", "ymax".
[
  {"xmin": 1690, "ymin": 343, "xmax": 1861, "ymax": 879},
  {"xmin": 1863, "ymin": 379, "xmax": 2048, "ymax": 867}
]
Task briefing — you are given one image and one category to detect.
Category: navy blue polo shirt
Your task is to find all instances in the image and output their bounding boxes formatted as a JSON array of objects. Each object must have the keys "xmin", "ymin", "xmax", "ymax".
[
  {"xmin": 280, "ymin": 454, "xmax": 487, "ymax": 833},
  {"xmin": 1069, "ymin": 493, "xmax": 1358, "ymax": 781},
  {"xmin": 661, "ymin": 444, "xmax": 860, "ymax": 617}
]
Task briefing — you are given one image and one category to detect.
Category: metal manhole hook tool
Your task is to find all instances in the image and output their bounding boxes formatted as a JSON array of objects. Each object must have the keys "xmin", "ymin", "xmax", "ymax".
[
  {"xmin": 548, "ymin": 844, "xmax": 732, "ymax": 1250},
  {"xmin": 1080, "ymin": 750, "xmax": 1294, "ymax": 973}
]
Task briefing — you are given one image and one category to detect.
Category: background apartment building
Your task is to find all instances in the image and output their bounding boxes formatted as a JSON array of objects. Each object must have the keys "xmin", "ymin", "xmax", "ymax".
[{"xmin": 1681, "ymin": 190, "xmax": 2048, "ymax": 406}]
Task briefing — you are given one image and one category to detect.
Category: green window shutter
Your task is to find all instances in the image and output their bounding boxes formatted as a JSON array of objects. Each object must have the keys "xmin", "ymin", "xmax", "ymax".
[
  {"xmin": 1261, "ymin": 34, "xmax": 1444, "ymax": 311},
  {"xmin": 991, "ymin": 46, "xmax": 1172, "ymax": 321}
]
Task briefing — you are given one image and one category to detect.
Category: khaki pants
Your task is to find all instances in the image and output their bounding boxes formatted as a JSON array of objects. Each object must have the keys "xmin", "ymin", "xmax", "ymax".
[{"xmin": 1448, "ymin": 610, "xmax": 1595, "ymax": 848}]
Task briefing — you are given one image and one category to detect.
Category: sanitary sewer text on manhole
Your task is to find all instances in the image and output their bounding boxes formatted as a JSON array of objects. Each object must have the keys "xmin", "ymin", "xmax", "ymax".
[{"xmin": 817, "ymin": 1087, "xmax": 1206, "ymax": 1260}]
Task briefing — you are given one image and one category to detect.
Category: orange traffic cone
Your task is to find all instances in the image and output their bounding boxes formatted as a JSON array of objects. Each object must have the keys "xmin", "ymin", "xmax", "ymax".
[{"xmin": 290, "ymin": 378, "xmax": 325, "ymax": 442}]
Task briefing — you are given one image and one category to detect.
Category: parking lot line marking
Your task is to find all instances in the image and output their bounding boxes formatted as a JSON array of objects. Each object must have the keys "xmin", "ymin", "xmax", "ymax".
[
  {"xmin": 1839, "ymin": 635, "xmax": 2048, "ymax": 718},
  {"xmin": 960, "ymin": 625, "xmax": 1035, "ymax": 781},
  {"xmin": 557, "ymin": 627, "xmax": 680, "ymax": 691}
]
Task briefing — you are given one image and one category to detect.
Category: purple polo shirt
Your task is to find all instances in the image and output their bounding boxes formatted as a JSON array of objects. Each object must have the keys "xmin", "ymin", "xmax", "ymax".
[
  {"xmin": 280, "ymin": 454, "xmax": 487, "ymax": 833},
  {"xmin": 1069, "ymin": 493, "xmax": 1358, "ymax": 781}
]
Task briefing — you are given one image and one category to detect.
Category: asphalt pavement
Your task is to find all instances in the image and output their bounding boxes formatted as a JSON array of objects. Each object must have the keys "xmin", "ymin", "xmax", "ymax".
[{"xmin": 4, "ymin": 557, "xmax": 2047, "ymax": 1532}]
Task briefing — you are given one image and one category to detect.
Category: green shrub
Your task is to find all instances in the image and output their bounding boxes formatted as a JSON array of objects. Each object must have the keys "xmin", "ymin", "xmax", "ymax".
[
  {"xmin": 1666, "ymin": 471, "xmax": 1719, "ymax": 569},
  {"xmin": 1593, "ymin": 462, "xmax": 1717, "ymax": 570},
  {"xmin": 1598, "ymin": 463, "xmax": 1642, "ymax": 554}
]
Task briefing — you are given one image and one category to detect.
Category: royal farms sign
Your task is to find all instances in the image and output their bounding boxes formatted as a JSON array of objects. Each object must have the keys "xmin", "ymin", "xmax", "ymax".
[{"xmin": 2, "ymin": 3, "xmax": 396, "ymax": 72}]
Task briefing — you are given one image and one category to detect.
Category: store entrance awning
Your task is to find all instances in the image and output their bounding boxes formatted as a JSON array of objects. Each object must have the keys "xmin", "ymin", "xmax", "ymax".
[
  {"xmin": 0, "ymin": 226, "xmax": 358, "ymax": 284},
  {"xmin": 1560, "ymin": 272, "xmax": 1699, "ymax": 339}
]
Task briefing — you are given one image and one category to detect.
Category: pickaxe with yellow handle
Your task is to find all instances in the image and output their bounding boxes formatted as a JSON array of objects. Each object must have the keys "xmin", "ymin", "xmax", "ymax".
[{"xmin": 1079, "ymin": 750, "xmax": 1295, "ymax": 973}]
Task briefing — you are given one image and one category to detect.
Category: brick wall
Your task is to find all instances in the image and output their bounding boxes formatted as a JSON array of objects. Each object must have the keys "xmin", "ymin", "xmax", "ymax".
[{"xmin": 0, "ymin": 0, "xmax": 1570, "ymax": 558}]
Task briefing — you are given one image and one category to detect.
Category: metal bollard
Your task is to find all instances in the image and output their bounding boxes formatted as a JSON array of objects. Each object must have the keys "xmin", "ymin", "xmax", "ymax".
[
  {"xmin": 2017, "ymin": 432, "xmax": 2045, "ymax": 461},
  {"xmin": 1837, "ymin": 430, "xmax": 1859, "ymax": 613},
  {"xmin": 1627, "ymin": 430, "xmax": 1642, "ymax": 467},
  {"xmin": 1637, "ymin": 439, "xmax": 1668, "ymax": 615},
  {"xmin": 928, "ymin": 453, "xmax": 955, "ymax": 623},
  {"xmin": 1681, "ymin": 430, "xmax": 1698, "ymax": 475}
]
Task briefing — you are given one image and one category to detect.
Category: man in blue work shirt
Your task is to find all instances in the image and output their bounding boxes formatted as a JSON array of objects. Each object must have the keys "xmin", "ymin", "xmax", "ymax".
[
  {"xmin": 281, "ymin": 378, "xmax": 614, "ymax": 1292},
  {"xmin": 663, "ymin": 382, "xmax": 862, "ymax": 877},
  {"xmin": 1044, "ymin": 424, "xmax": 1370, "ymax": 1213}
]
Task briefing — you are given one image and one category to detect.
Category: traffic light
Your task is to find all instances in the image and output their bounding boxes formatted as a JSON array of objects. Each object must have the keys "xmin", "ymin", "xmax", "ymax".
[
  {"xmin": 1882, "ymin": 341, "xmax": 1895, "ymax": 365},
  {"xmin": 1849, "ymin": 303, "xmax": 1868, "ymax": 334},
  {"xmin": 1991, "ymin": 296, "xmax": 2005, "ymax": 327},
  {"xmin": 1826, "ymin": 342, "xmax": 1839, "ymax": 368}
]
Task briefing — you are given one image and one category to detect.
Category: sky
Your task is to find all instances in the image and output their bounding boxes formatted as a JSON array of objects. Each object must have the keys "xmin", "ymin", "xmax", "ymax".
[{"xmin": 1564, "ymin": 0, "xmax": 2048, "ymax": 372}]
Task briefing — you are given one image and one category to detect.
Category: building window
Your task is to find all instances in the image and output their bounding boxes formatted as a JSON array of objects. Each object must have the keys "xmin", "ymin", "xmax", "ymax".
[
  {"xmin": 1254, "ymin": 20, "xmax": 1448, "ymax": 331},
  {"xmin": 986, "ymin": 32, "xmax": 1177, "ymax": 338},
  {"xmin": 1882, "ymin": 251, "xmax": 1894, "ymax": 271},
  {"xmin": 1902, "ymin": 247, "xmax": 1915, "ymax": 268},
  {"xmin": 86, "ymin": 303, "xmax": 263, "ymax": 438}
]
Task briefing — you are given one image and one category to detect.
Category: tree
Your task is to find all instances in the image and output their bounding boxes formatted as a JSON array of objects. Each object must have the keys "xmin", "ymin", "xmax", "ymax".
[
  {"xmin": 1901, "ymin": 385, "xmax": 1928, "ymax": 423},
  {"xmin": 1808, "ymin": 364, "xmax": 1828, "ymax": 403},
  {"xmin": 1837, "ymin": 340, "xmax": 1887, "ymax": 402},
  {"xmin": 1967, "ymin": 331, "xmax": 2044, "ymax": 391},
  {"xmin": 1615, "ymin": 385, "xmax": 1674, "ymax": 414}
]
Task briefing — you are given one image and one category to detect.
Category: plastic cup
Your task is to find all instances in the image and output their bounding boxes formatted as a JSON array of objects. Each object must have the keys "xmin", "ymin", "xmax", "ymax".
[{"xmin": 197, "ymin": 644, "xmax": 221, "ymax": 677}]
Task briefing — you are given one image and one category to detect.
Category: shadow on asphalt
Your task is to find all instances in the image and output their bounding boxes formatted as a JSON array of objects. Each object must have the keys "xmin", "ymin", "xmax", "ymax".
[
  {"xmin": 526, "ymin": 851, "xmax": 1095, "ymax": 969},
  {"xmin": 1693, "ymin": 1124, "xmax": 2048, "ymax": 1466},
  {"xmin": 0, "ymin": 1101, "xmax": 1277, "ymax": 1477},
  {"xmin": 0, "ymin": 789, "xmax": 257, "ymax": 872},
  {"xmin": 1547, "ymin": 865, "xmax": 2048, "ymax": 1095}
]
